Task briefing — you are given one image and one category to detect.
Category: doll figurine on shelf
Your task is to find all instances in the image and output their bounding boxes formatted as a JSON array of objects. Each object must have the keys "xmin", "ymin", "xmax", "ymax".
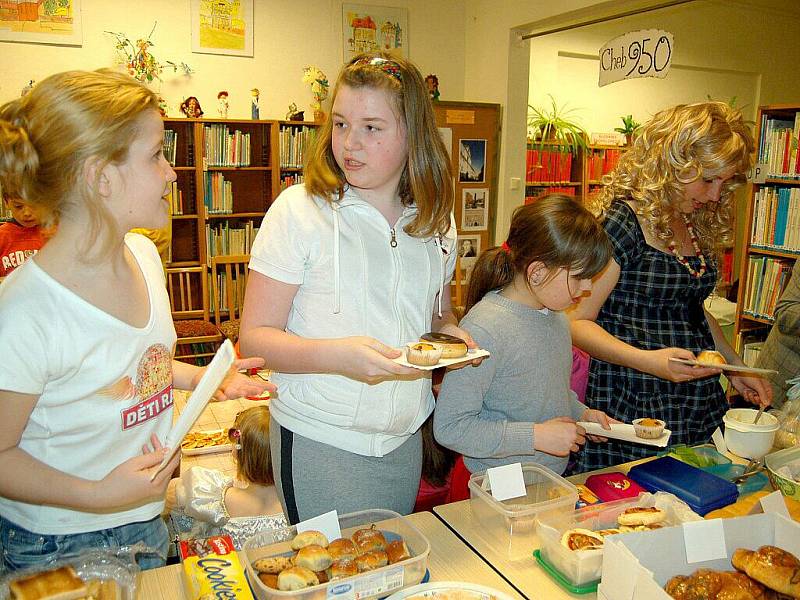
[
  {"xmin": 180, "ymin": 96, "xmax": 203, "ymax": 119},
  {"xmin": 425, "ymin": 74, "xmax": 440, "ymax": 101},
  {"xmin": 251, "ymin": 88, "xmax": 260, "ymax": 120},
  {"xmin": 217, "ymin": 91, "xmax": 229, "ymax": 119}
]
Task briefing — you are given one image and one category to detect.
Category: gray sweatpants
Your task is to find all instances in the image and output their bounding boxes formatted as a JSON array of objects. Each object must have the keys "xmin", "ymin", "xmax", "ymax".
[{"xmin": 270, "ymin": 417, "xmax": 422, "ymax": 524}]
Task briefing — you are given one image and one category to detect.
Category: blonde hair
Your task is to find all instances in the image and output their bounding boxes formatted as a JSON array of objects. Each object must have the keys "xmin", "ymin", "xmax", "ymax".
[
  {"xmin": 465, "ymin": 194, "xmax": 611, "ymax": 313},
  {"xmin": 0, "ymin": 69, "xmax": 160, "ymax": 261},
  {"xmin": 305, "ymin": 52, "xmax": 453, "ymax": 238},
  {"xmin": 233, "ymin": 406, "xmax": 273, "ymax": 486},
  {"xmin": 592, "ymin": 101, "xmax": 754, "ymax": 258}
]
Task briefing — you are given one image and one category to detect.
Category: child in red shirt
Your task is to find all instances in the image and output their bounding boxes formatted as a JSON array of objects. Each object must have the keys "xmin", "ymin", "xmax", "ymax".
[{"xmin": 0, "ymin": 196, "xmax": 45, "ymax": 278}]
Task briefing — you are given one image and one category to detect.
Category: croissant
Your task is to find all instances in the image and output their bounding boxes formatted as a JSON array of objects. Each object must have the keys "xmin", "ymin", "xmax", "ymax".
[
  {"xmin": 732, "ymin": 546, "xmax": 800, "ymax": 598},
  {"xmin": 665, "ymin": 568, "xmax": 774, "ymax": 600}
]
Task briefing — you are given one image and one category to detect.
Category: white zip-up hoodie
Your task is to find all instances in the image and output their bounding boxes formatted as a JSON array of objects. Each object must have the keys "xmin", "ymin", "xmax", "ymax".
[{"xmin": 249, "ymin": 184, "xmax": 457, "ymax": 457}]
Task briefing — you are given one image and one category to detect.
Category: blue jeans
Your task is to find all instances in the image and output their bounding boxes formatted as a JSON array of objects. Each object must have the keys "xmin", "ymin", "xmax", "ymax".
[{"xmin": 0, "ymin": 515, "xmax": 169, "ymax": 572}]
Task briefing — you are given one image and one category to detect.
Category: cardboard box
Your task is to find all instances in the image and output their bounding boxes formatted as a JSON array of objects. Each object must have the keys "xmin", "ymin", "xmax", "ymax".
[
  {"xmin": 179, "ymin": 534, "xmax": 255, "ymax": 600},
  {"xmin": 597, "ymin": 512, "xmax": 800, "ymax": 600}
]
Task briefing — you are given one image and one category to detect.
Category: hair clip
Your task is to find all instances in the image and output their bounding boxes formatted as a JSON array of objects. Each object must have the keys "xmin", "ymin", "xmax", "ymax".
[
  {"xmin": 352, "ymin": 56, "xmax": 403, "ymax": 83},
  {"xmin": 227, "ymin": 427, "xmax": 241, "ymax": 441}
]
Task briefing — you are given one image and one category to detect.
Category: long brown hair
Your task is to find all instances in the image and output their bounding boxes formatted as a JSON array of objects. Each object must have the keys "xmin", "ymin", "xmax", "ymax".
[
  {"xmin": 0, "ymin": 69, "xmax": 160, "ymax": 261},
  {"xmin": 233, "ymin": 406, "xmax": 274, "ymax": 486},
  {"xmin": 304, "ymin": 52, "xmax": 453, "ymax": 238},
  {"xmin": 465, "ymin": 194, "xmax": 611, "ymax": 312},
  {"xmin": 592, "ymin": 101, "xmax": 754, "ymax": 258}
]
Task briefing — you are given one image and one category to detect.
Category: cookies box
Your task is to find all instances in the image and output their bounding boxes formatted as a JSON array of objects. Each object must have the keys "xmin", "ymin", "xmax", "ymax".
[
  {"xmin": 536, "ymin": 492, "xmax": 702, "ymax": 590},
  {"xmin": 243, "ymin": 509, "xmax": 430, "ymax": 600},
  {"xmin": 627, "ymin": 456, "xmax": 738, "ymax": 515},
  {"xmin": 596, "ymin": 512, "xmax": 800, "ymax": 600},
  {"xmin": 179, "ymin": 534, "xmax": 255, "ymax": 600},
  {"xmin": 468, "ymin": 463, "xmax": 578, "ymax": 559}
]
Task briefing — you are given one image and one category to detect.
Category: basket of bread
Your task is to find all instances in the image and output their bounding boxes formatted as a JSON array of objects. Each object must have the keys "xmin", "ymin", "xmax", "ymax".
[
  {"xmin": 243, "ymin": 509, "xmax": 430, "ymax": 600},
  {"xmin": 535, "ymin": 492, "xmax": 702, "ymax": 590}
]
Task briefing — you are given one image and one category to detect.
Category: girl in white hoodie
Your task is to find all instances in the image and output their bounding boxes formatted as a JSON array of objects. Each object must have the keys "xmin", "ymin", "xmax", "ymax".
[{"xmin": 241, "ymin": 52, "xmax": 473, "ymax": 522}]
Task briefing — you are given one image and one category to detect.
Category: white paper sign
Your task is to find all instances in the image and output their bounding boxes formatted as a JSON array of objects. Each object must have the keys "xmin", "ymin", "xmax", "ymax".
[
  {"xmin": 599, "ymin": 29, "xmax": 673, "ymax": 87},
  {"xmin": 601, "ymin": 538, "xmax": 640, "ymax": 600},
  {"xmin": 760, "ymin": 490, "xmax": 791, "ymax": 518},
  {"xmin": 682, "ymin": 519, "xmax": 727, "ymax": 563},
  {"xmin": 711, "ymin": 427, "xmax": 728, "ymax": 454},
  {"xmin": 297, "ymin": 510, "xmax": 342, "ymax": 543},
  {"xmin": 487, "ymin": 462, "xmax": 526, "ymax": 501}
]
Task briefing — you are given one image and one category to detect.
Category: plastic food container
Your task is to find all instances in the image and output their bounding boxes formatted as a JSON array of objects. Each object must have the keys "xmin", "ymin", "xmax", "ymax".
[
  {"xmin": 243, "ymin": 509, "xmax": 430, "ymax": 600},
  {"xmin": 385, "ymin": 581, "xmax": 518, "ymax": 600},
  {"xmin": 723, "ymin": 408, "xmax": 779, "ymax": 459},
  {"xmin": 662, "ymin": 444, "xmax": 732, "ymax": 472},
  {"xmin": 535, "ymin": 492, "xmax": 701, "ymax": 589},
  {"xmin": 468, "ymin": 463, "xmax": 578, "ymax": 559},
  {"xmin": 765, "ymin": 445, "xmax": 800, "ymax": 502}
]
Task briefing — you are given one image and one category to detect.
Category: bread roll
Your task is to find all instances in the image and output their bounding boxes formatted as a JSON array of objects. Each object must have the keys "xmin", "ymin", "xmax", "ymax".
[
  {"xmin": 9, "ymin": 566, "xmax": 88, "ymax": 600},
  {"xmin": 386, "ymin": 539, "xmax": 411, "ymax": 564},
  {"xmin": 617, "ymin": 506, "xmax": 666, "ymax": 527},
  {"xmin": 291, "ymin": 529, "xmax": 329, "ymax": 550},
  {"xmin": 697, "ymin": 350, "xmax": 727, "ymax": 366},
  {"xmin": 420, "ymin": 332, "xmax": 468, "ymax": 359},
  {"xmin": 277, "ymin": 566, "xmax": 319, "ymax": 591},
  {"xmin": 328, "ymin": 538, "xmax": 358, "ymax": 561},
  {"xmin": 328, "ymin": 558, "xmax": 359, "ymax": 581},
  {"xmin": 665, "ymin": 568, "xmax": 769, "ymax": 600},
  {"xmin": 294, "ymin": 544, "xmax": 333, "ymax": 572},
  {"xmin": 560, "ymin": 528, "xmax": 604, "ymax": 552},
  {"xmin": 732, "ymin": 545, "xmax": 800, "ymax": 598},
  {"xmin": 355, "ymin": 550, "xmax": 389, "ymax": 572},
  {"xmin": 315, "ymin": 570, "xmax": 329, "ymax": 584},
  {"xmin": 257, "ymin": 572, "xmax": 279, "ymax": 589},
  {"xmin": 253, "ymin": 555, "xmax": 294, "ymax": 574},
  {"xmin": 352, "ymin": 526, "xmax": 387, "ymax": 553}
]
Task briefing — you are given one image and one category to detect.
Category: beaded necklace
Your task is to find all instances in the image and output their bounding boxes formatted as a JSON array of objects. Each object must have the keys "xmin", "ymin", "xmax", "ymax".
[{"xmin": 667, "ymin": 213, "xmax": 707, "ymax": 278}]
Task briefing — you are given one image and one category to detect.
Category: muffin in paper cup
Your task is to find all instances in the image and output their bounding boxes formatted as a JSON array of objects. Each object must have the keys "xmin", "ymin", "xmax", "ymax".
[{"xmin": 632, "ymin": 418, "xmax": 665, "ymax": 439}]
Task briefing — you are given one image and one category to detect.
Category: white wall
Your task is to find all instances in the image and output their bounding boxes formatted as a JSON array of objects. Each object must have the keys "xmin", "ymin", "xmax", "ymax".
[{"xmin": 0, "ymin": 0, "xmax": 467, "ymax": 120}]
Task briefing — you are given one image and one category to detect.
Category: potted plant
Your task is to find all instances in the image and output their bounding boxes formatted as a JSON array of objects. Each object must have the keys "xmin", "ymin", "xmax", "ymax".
[
  {"xmin": 614, "ymin": 114, "xmax": 641, "ymax": 145},
  {"xmin": 527, "ymin": 95, "xmax": 589, "ymax": 156}
]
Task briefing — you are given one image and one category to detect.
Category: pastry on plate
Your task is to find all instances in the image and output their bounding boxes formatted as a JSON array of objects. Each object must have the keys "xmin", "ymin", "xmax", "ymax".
[
  {"xmin": 696, "ymin": 350, "xmax": 727, "ymax": 365},
  {"xmin": 632, "ymin": 418, "xmax": 666, "ymax": 439},
  {"xmin": 406, "ymin": 342, "xmax": 442, "ymax": 366},
  {"xmin": 420, "ymin": 332, "xmax": 468, "ymax": 359}
]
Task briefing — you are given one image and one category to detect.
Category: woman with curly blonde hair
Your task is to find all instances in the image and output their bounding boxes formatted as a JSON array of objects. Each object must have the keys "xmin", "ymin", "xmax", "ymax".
[{"xmin": 570, "ymin": 101, "xmax": 772, "ymax": 471}]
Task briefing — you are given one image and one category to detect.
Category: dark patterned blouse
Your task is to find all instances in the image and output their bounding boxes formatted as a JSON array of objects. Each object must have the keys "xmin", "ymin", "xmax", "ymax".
[{"xmin": 577, "ymin": 200, "xmax": 725, "ymax": 472}]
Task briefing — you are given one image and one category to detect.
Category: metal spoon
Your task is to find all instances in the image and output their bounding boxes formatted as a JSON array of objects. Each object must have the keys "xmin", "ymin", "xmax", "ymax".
[{"xmin": 753, "ymin": 405, "xmax": 766, "ymax": 424}]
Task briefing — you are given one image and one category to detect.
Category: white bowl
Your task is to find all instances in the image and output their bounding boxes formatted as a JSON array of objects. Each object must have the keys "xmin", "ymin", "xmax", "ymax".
[{"xmin": 723, "ymin": 408, "xmax": 779, "ymax": 459}]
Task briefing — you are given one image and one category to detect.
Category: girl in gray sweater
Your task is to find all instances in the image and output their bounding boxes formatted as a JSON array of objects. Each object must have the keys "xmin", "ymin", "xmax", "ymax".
[{"xmin": 434, "ymin": 195, "xmax": 616, "ymax": 491}]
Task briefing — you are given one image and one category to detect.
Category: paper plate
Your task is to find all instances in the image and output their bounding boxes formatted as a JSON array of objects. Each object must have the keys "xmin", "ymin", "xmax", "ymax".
[
  {"xmin": 577, "ymin": 422, "xmax": 671, "ymax": 447},
  {"xmin": 668, "ymin": 357, "xmax": 777, "ymax": 375},
  {"xmin": 181, "ymin": 429, "xmax": 233, "ymax": 456},
  {"xmin": 393, "ymin": 348, "xmax": 490, "ymax": 371},
  {"xmin": 386, "ymin": 581, "xmax": 517, "ymax": 600}
]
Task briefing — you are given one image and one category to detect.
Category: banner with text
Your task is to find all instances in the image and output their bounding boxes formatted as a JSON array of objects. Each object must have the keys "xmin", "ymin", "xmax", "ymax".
[{"xmin": 599, "ymin": 29, "xmax": 673, "ymax": 87}]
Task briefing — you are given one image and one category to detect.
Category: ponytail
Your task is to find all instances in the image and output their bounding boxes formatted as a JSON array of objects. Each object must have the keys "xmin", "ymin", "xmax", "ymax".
[
  {"xmin": 464, "ymin": 247, "xmax": 514, "ymax": 313},
  {"xmin": 0, "ymin": 109, "xmax": 40, "ymax": 208}
]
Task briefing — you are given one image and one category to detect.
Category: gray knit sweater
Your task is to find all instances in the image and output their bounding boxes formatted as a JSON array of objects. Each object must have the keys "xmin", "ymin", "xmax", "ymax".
[{"xmin": 433, "ymin": 290, "xmax": 586, "ymax": 475}]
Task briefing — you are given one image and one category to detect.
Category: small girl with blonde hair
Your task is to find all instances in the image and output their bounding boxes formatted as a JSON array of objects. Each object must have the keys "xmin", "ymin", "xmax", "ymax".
[
  {"xmin": 171, "ymin": 406, "xmax": 286, "ymax": 549},
  {"xmin": 434, "ymin": 194, "xmax": 615, "ymax": 490}
]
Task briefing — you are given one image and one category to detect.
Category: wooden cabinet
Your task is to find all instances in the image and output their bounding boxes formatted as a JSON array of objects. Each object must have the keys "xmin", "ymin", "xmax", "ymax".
[{"xmin": 733, "ymin": 104, "xmax": 800, "ymax": 362}]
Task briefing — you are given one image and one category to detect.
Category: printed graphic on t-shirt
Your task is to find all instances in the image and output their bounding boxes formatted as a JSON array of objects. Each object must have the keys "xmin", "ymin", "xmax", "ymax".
[
  {"xmin": 98, "ymin": 343, "xmax": 174, "ymax": 430},
  {"xmin": 0, "ymin": 248, "xmax": 38, "ymax": 276}
]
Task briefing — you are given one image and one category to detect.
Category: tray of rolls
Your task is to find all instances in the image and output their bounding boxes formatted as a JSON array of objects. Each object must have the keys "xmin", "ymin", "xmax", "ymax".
[
  {"xmin": 243, "ymin": 509, "xmax": 430, "ymax": 600},
  {"xmin": 180, "ymin": 429, "xmax": 233, "ymax": 455}
]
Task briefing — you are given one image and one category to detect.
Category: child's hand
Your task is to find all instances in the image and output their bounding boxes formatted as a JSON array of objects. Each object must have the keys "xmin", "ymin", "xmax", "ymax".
[
  {"xmin": 93, "ymin": 435, "xmax": 179, "ymax": 509},
  {"xmin": 334, "ymin": 336, "xmax": 419, "ymax": 384},
  {"xmin": 437, "ymin": 324, "xmax": 485, "ymax": 369},
  {"xmin": 214, "ymin": 357, "xmax": 276, "ymax": 401},
  {"xmin": 580, "ymin": 408, "xmax": 619, "ymax": 442},
  {"xmin": 533, "ymin": 417, "xmax": 586, "ymax": 457}
]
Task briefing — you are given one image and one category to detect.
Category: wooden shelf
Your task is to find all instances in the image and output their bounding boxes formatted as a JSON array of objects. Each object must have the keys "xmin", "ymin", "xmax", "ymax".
[
  {"xmin": 760, "ymin": 178, "xmax": 800, "ymax": 185},
  {"xmin": 747, "ymin": 247, "xmax": 800, "ymax": 260},
  {"xmin": 526, "ymin": 181, "xmax": 581, "ymax": 187},
  {"xmin": 205, "ymin": 166, "xmax": 271, "ymax": 171},
  {"xmin": 741, "ymin": 313, "xmax": 775, "ymax": 326},
  {"xmin": 171, "ymin": 214, "xmax": 199, "ymax": 220},
  {"xmin": 206, "ymin": 212, "xmax": 265, "ymax": 219}
]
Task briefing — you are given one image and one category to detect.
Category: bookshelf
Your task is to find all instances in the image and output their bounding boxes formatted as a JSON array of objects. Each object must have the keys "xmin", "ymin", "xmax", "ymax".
[
  {"xmin": 734, "ymin": 104, "xmax": 800, "ymax": 363},
  {"xmin": 162, "ymin": 117, "xmax": 320, "ymax": 318}
]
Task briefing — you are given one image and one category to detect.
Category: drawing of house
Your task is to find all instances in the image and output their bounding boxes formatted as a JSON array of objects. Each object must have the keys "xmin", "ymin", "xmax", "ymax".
[{"xmin": 349, "ymin": 14, "xmax": 377, "ymax": 54}]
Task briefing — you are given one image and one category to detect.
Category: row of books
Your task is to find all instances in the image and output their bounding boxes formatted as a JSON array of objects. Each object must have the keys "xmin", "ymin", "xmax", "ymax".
[
  {"xmin": 757, "ymin": 113, "xmax": 800, "ymax": 179},
  {"xmin": 280, "ymin": 173, "xmax": 305, "ymax": 191},
  {"xmin": 203, "ymin": 124, "xmax": 252, "ymax": 167},
  {"xmin": 525, "ymin": 147, "xmax": 575, "ymax": 184},
  {"xmin": 207, "ymin": 272, "xmax": 247, "ymax": 317},
  {"xmin": 166, "ymin": 182, "xmax": 185, "ymax": 216},
  {"xmin": 203, "ymin": 172, "xmax": 234, "ymax": 214},
  {"xmin": 163, "ymin": 129, "xmax": 179, "ymax": 166},
  {"xmin": 205, "ymin": 220, "xmax": 260, "ymax": 264},
  {"xmin": 749, "ymin": 186, "xmax": 800, "ymax": 252},
  {"xmin": 585, "ymin": 148, "xmax": 622, "ymax": 182},
  {"xmin": 524, "ymin": 187, "xmax": 576, "ymax": 205},
  {"xmin": 279, "ymin": 126, "xmax": 317, "ymax": 168},
  {"xmin": 741, "ymin": 256, "xmax": 793, "ymax": 321}
]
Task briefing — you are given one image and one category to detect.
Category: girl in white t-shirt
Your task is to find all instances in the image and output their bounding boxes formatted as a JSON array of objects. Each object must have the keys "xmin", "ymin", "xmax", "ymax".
[
  {"xmin": 240, "ymin": 53, "xmax": 476, "ymax": 522},
  {"xmin": 0, "ymin": 69, "xmax": 273, "ymax": 572}
]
